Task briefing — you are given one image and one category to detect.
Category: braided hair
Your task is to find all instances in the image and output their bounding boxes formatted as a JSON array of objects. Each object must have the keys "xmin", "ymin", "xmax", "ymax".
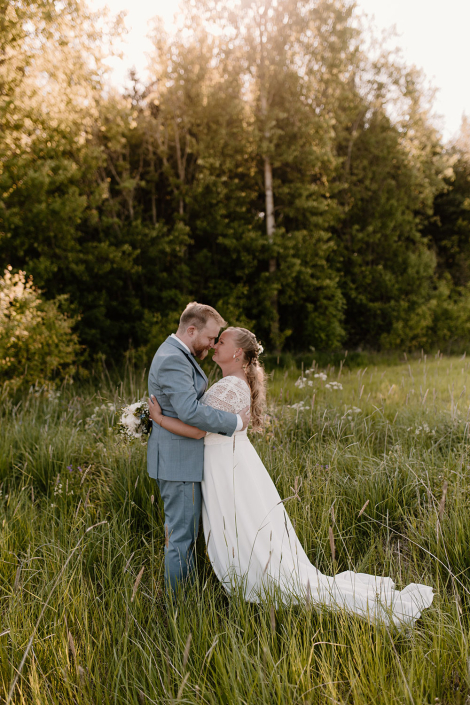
[{"xmin": 226, "ymin": 327, "xmax": 266, "ymax": 432}]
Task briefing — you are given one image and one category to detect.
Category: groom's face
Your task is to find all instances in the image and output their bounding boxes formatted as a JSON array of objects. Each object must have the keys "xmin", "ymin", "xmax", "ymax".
[{"xmin": 191, "ymin": 319, "xmax": 221, "ymax": 360}]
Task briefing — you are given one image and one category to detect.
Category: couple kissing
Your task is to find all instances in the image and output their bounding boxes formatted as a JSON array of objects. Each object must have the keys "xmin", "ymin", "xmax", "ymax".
[{"xmin": 147, "ymin": 302, "xmax": 433, "ymax": 627}]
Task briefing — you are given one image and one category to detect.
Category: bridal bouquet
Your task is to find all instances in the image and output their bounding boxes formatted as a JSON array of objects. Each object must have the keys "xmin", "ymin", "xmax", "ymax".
[{"xmin": 117, "ymin": 400, "xmax": 152, "ymax": 441}]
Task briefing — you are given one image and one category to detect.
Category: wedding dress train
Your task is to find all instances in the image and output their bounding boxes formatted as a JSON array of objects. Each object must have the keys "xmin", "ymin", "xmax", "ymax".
[{"xmin": 200, "ymin": 376, "xmax": 434, "ymax": 627}]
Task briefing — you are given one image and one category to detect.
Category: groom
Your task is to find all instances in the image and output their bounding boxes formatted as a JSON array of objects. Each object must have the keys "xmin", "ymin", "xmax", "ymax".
[{"xmin": 147, "ymin": 302, "xmax": 250, "ymax": 597}]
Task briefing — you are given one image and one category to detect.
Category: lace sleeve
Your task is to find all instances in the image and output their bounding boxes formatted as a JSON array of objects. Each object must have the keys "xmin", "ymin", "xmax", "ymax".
[{"xmin": 201, "ymin": 377, "xmax": 251, "ymax": 415}]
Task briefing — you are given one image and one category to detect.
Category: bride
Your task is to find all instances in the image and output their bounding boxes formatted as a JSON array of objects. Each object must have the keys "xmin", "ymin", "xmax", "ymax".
[{"xmin": 148, "ymin": 327, "xmax": 433, "ymax": 627}]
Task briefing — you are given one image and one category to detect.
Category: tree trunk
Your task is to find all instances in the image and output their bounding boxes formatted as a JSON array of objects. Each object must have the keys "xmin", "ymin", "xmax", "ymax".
[
  {"xmin": 261, "ymin": 88, "xmax": 280, "ymax": 352},
  {"xmin": 149, "ymin": 144, "xmax": 157, "ymax": 226},
  {"xmin": 173, "ymin": 116, "xmax": 185, "ymax": 216},
  {"xmin": 264, "ymin": 154, "xmax": 275, "ymax": 242}
]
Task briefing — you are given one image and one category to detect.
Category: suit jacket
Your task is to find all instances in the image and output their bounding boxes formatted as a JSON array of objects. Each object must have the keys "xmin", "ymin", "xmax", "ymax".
[{"xmin": 147, "ymin": 335, "xmax": 238, "ymax": 481}]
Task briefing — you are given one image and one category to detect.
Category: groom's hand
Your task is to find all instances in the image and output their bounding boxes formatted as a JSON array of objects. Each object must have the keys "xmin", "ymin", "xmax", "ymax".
[{"xmin": 240, "ymin": 406, "xmax": 251, "ymax": 430}]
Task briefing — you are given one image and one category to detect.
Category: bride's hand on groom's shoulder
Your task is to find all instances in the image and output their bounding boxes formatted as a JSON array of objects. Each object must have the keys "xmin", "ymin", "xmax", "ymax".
[{"xmin": 148, "ymin": 395, "xmax": 162, "ymax": 423}]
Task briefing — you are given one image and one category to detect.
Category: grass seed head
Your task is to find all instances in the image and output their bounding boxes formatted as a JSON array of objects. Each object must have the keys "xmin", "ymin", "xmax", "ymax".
[
  {"xmin": 68, "ymin": 631, "xmax": 76, "ymax": 662},
  {"xmin": 270, "ymin": 606, "xmax": 276, "ymax": 632},
  {"xmin": 329, "ymin": 526, "xmax": 335, "ymax": 563},
  {"xmin": 13, "ymin": 564, "xmax": 21, "ymax": 593},
  {"xmin": 131, "ymin": 566, "xmax": 145, "ymax": 602},
  {"xmin": 183, "ymin": 632, "xmax": 192, "ymax": 669},
  {"xmin": 438, "ymin": 481, "xmax": 448, "ymax": 521},
  {"xmin": 358, "ymin": 499, "xmax": 370, "ymax": 517}
]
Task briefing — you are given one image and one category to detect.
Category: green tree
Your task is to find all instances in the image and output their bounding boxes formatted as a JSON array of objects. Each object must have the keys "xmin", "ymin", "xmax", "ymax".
[
  {"xmin": 0, "ymin": 0, "xmax": 140, "ymax": 357},
  {"xmin": 427, "ymin": 118, "xmax": 470, "ymax": 288},
  {"xmin": 331, "ymin": 43, "xmax": 449, "ymax": 348},
  {"xmin": 0, "ymin": 266, "xmax": 79, "ymax": 388},
  {"xmin": 4, "ymin": 0, "xmax": 469, "ymax": 360},
  {"xmin": 176, "ymin": 0, "xmax": 348, "ymax": 351}
]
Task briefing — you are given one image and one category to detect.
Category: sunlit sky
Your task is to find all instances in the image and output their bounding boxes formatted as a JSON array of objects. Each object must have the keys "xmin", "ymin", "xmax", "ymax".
[{"xmin": 91, "ymin": 0, "xmax": 470, "ymax": 143}]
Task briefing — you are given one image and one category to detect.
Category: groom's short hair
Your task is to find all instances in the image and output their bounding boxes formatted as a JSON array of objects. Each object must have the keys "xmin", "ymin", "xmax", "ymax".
[{"xmin": 178, "ymin": 302, "xmax": 226, "ymax": 331}]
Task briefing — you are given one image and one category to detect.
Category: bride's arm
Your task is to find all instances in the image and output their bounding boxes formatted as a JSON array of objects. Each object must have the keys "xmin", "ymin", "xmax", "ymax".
[{"xmin": 148, "ymin": 395, "xmax": 206, "ymax": 439}]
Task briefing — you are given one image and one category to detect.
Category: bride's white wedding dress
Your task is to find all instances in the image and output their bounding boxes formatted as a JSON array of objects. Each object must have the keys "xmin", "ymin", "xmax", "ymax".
[{"xmin": 200, "ymin": 376, "xmax": 434, "ymax": 627}]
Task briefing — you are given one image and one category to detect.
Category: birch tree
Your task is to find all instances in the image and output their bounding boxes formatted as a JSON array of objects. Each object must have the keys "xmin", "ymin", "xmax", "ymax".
[{"xmin": 186, "ymin": 0, "xmax": 351, "ymax": 350}]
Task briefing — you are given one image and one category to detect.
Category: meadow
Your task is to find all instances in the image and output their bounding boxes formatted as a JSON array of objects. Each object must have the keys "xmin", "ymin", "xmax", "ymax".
[{"xmin": 1, "ymin": 352, "xmax": 470, "ymax": 704}]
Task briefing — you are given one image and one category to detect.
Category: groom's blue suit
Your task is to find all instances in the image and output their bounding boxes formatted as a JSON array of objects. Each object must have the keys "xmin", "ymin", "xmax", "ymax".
[{"xmin": 147, "ymin": 335, "xmax": 238, "ymax": 594}]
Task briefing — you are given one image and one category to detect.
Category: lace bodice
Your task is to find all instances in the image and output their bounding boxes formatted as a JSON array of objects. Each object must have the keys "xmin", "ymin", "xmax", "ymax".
[{"xmin": 201, "ymin": 375, "xmax": 250, "ymax": 414}]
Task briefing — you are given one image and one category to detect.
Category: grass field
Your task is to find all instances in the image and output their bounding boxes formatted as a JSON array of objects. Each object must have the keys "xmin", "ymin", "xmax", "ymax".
[{"xmin": 1, "ymin": 353, "xmax": 470, "ymax": 704}]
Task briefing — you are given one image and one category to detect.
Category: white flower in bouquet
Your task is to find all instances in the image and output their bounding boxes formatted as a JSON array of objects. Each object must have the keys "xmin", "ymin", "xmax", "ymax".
[{"xmin": 117, "ymin": 400, "xmax": 152, "ymax": 440}]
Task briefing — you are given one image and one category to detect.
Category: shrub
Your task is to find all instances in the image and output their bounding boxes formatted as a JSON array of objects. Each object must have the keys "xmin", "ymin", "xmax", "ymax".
[{"xmin": 0, "ymin": 266, "xmax": 79, "ymax": 389}]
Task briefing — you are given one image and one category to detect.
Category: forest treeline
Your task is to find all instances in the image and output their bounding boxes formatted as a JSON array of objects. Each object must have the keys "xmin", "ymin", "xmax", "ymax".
[{"xmin": 2, "ymin": 0, "xmax": 470, "ymax": 360}]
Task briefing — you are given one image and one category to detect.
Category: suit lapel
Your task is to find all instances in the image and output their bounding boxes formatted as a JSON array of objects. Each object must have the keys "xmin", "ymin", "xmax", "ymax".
[
  {"xmin": 165, "ymin": 336, "xmax": 208, "ymax": 385},
  {"xmin": 184, "ymin": 351, "xmax": 208, "ymax": 386}
]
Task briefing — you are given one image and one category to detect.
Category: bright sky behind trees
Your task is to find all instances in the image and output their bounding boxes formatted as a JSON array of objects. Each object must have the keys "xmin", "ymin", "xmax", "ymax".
[{"xmin": 91, "ymin": 0, "xmax": 469, "ymax": 142}]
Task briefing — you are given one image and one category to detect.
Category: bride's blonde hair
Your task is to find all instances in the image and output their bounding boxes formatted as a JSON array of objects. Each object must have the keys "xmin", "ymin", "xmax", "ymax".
[{"xmin": 226, "ymin": 327, "xmax": 266, "ymax": 432}]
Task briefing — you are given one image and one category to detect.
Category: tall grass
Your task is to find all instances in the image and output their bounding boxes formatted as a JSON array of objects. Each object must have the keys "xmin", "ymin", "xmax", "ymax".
[{"xmin": 1, "ymin": 353, "xmax": 470, "ymax": 703}]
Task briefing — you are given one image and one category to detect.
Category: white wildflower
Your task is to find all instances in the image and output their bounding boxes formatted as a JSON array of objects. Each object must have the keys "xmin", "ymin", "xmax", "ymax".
[
  {"xmin": 85, "ymin": 413, "xmax": 97, "ymax": 429},
  {"xmin": 344, "ymin": 406, "xmax": 361, "ymax": 414},
  {"xmin": 325, "ymin": 381, "xmax": 343, "ymax": 391},
  {"xmin": 288, "ymin": 401, "xmax": 309, "ymax": 410},
  {"xmin": 343, "ymin": 406, "xmax": 361, "ymax": 421},
  {"xmin": 46, "ymin": 389, "xmax": 61, "ymax": 402},
  {"xmin": 408, "ymin": 424, "xmax": 436, "ymax": 436},
  {"xmin": 295, "ymin": 376, "xmax": 307, "ymax": 389},
  {"xmin": 314, "ymin": 373, "xmax": 327, "ymax": 381}
]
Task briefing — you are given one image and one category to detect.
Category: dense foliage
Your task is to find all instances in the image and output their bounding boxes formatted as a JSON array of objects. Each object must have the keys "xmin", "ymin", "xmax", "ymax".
[
  {"xmin": 2, "ymin": 0, "xmax": 470, "ymax": 362},
  {"xmin": 0, "ymin": 267, "xmax": 79, "ymax": 389}
]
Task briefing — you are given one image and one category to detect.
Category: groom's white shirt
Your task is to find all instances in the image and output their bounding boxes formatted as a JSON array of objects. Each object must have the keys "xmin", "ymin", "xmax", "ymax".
[
  {"xmin": 170, "ymin": 333, "xmax": 191, "ymax": 353},
  {"xmin": 171, "ymin": 334, "xmax": 243, "ymax": 432}
]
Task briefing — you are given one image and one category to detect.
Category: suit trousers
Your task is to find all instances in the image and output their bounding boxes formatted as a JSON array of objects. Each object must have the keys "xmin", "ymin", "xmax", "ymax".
[{"xmin": 156, "ymin": 478, "xmax": 202, "ymax": 596}]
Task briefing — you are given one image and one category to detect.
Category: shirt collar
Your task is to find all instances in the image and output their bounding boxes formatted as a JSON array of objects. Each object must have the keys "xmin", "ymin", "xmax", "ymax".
[{"xmin": 170, "ymin": 333, "xmax": 191, "ymax": 355}]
